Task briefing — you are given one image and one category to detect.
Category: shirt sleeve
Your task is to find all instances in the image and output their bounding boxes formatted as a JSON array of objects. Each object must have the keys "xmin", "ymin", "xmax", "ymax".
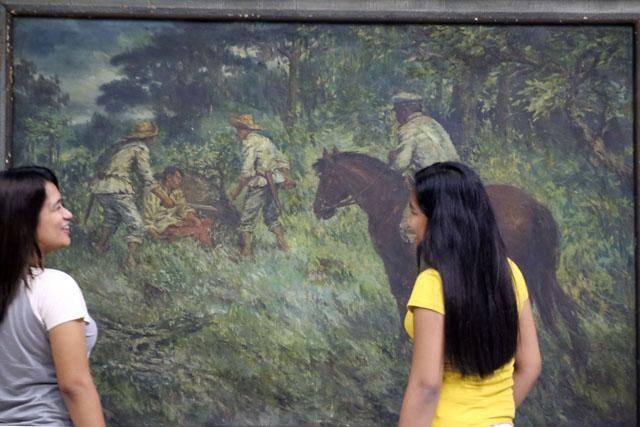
[
  {"xmin": 271, "ymin": 145, "xmax": 290, "ymax": 171},
  {"xmin": 507, "ymin": 259, "xmax": 529, "ymax": 313},
  {"xmin": 172, "ymin": 189, "xmax": 195, "ymax": 217},
  {"xmin": 33, "ymin": 270, "xmax": 91, "ymax": 331},
  {"xmin": 143, "ymin": 191, "xmax": 162, "ymax": 231},
  {"xmin": 240, "ymin": 140, "xmax": 258, "ymax": 180},
  {"xmin": 134, "ymin": 144, "xmax": 157, "ymax": 192},
  {"xmin": 407, "ymin": 269, "xmax": 445, "ymax": 314},
  {"xmin": 390, "ymin": 129, "xmax": 415, "ymax": 177}
]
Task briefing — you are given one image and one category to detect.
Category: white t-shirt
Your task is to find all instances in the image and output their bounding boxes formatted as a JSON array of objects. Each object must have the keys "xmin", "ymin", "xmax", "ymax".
[
  {"xmin": 26, "ymin": 268, "xmax": 97, "ymax": 354},
  {"xmin": 0, "ymin": 268, "xmax": 98, "ymax": 425}
]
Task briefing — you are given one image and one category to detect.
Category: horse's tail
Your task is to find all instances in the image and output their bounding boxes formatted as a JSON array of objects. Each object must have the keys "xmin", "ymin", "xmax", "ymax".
[{"xmin": 528, "ymin": 202, "xmax": 587, "ymax": 367}]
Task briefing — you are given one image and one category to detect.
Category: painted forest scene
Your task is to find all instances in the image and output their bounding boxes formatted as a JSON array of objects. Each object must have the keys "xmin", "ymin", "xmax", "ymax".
[{"xmin": 9, "ymin": 19, "xmax": 635, "ymax": 426}]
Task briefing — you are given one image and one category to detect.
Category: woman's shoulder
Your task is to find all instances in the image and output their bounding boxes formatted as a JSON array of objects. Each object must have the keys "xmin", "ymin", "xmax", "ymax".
[
  {"xmin": 29, "ymin": 269, "xmax": 88, "ymax": 331},
  {"xmin": 409, "ymin": 267, "xmax": 445, "ymax": 314},
  {"xmin": 31, "ymin": 268, "xmax": 81, "ymax": 295},
  {"xmin": 416, "ymin": 267, "xmax": 441, "ymax": 282},
  {"xmin": 413, "ymin": 268, "xmax": 444, "ymax": 294},
  {"xmin": 35, "ymin": 268, "xmax": 77, "ymax": 284},
  {"xmin": 506, "ymin": 259, "xmax": 526, "ymax": 285},
  {"xmin": 414, "ymin": 268, "xmax": 443, "ymax": 293}
]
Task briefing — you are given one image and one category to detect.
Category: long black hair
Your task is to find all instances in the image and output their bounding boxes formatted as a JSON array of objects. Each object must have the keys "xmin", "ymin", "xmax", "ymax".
[
  {"xmin": 0, "ymin": 166, "xmax": 59, "ymax": 323},
  {"xmin": 414, "ymin": 162, "xmax": 518, "ymax": 377}
]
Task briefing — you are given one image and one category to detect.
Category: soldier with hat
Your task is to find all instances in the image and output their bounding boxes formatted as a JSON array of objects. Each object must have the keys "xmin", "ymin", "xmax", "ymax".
[
  {"xmin": 388, "ymin": 91, "xmax": 459, "ymax": 177},
  {"xmin": 90, "ymin": 120, "xmax": 168, "ymax": 267},
  {"xmin": 228, "ymin": 114, "xmax": 295, "ymax": 257},
  {"xmin": 388, "ymin": 92, "xmax": 460, "ymax": 242}
]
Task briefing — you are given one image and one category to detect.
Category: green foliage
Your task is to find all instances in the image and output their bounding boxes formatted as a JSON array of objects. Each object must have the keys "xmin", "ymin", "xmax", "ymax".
[
  {"xmin": 468, "ymin": 126, "xmax": 634, "ymax": 425},
  {"xmin": 50, "ymin": 207, "xmax": 408, "ymax": 426},
  {"xmin": 12, "ymin": 60, "xmax": 71, "ymax": 166}
]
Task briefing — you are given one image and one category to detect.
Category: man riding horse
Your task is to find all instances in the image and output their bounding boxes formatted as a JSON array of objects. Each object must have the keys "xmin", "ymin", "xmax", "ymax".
[{"xmin": 388, "ymin": 92, "xmax": 460, "ymax": 242}]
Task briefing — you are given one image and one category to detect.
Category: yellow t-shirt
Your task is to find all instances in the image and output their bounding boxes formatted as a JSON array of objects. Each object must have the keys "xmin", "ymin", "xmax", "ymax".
[{"xmin": 404, "ymin": 259, "xmax": 529, "ymax": 427}]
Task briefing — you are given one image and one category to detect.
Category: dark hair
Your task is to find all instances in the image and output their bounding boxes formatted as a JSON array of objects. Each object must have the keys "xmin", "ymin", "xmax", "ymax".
[
  {"xmin": 0, "ymin": 166, "xmax": 59, "ymax": 323},
  {"xmin": 414, "ymin": 162, "xmax": 518, "ymax": 377},
  {"xmin": 393, "ymin": 100, "xmax": 422, "ymax": 119},
  {"xmin": 157, "ymin": 166, "xmax": 182, "ymax": 181}
]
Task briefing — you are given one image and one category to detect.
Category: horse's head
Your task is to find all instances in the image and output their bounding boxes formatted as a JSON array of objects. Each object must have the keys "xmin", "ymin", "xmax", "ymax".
[{"xmin": 313, "ymin": 147, "xmax": 352, "ymax": 220}]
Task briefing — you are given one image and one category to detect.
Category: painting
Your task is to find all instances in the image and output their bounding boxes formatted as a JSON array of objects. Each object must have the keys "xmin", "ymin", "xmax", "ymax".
[{"xmin": 2, "ymin": 3, "xmax": 636, "ymax": 425}]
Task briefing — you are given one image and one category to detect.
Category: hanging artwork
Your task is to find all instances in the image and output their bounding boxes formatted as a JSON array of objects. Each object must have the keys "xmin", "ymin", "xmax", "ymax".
[{"xmin": 2, "ymin": 3, "xmax": 636, "ymax": 425}]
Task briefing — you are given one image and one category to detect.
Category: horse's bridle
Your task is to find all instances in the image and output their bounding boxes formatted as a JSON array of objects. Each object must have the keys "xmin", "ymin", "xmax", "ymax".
[{"xmin": 317, "ymin": 159, "xmax": 386, "ymax": 212}]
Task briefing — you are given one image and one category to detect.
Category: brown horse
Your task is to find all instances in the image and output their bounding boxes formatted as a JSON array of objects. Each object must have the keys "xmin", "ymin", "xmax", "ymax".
[{"xmin": 312, "ymin": 148, "xmax": 581, "ymax": 345}]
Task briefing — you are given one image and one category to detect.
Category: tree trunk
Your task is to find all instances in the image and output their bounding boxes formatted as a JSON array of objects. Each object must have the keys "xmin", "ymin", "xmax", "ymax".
[
  {"xmin": 48, "ymin": 135, "xmax": 54, "ymax": 167},
  {"xmin": 28, "ymin": 134, "xmax": 35, "ymax": 163},
  {"xmin": 450, "ymin": 65, "xmax": 477, "ymax": 147},
  {"xmin": 285, "ymin": 34, "xmax": 303, "ymax": 133},
  {"xmin": 565, "ymin": 103, "xmax": 632, "ymax": 181},
  {"xmin": 495, "ymin": 71, "xmax": 512, "ymax": 143},
  {"xmin": 54, "ymin": 136, "xmax": 61, "ymax": 169}
]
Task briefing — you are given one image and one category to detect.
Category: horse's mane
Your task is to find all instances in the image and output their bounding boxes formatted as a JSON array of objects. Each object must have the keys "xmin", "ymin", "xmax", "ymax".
[{"xmin": 315, "ymin": 151, "xmax": 402, "ymax": 180}]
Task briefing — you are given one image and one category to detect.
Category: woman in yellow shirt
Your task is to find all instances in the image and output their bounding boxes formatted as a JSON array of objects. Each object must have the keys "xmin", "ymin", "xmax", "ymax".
[{"xmin": 399, "ymin": 162, "xmax": 541, "ymax": 427}]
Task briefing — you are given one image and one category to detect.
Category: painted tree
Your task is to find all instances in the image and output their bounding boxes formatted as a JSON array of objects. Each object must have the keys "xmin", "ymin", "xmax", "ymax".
[
  {"xmin": 97, "ymin": 23, "xmax": 341, "ymax": 139},
  {"xmin": 97, "ymin": 25, "xmax": 236, "ymax": 134},
  {"xmin": 506, "ymin": 27, "xmax": 633, "ymax": 182},
  {"xmin": 13, "ymin": 60, "xmax": 70, "ymax": 166}
]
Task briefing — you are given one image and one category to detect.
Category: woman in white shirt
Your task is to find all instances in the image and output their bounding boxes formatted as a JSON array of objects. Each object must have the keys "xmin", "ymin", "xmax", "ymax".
[{"xmin": 0, "ymin": 166, "xmax": 105, "ymax": 426}]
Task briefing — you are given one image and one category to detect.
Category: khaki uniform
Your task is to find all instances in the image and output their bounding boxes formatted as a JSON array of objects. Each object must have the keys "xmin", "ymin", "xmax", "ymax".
[
  {"xmin": 389, "ymin": 112, "xmax": 459, "ymax": 243},
  {"xmin": 390, "ymin": 112, "xmax": 459, "ymax": 177},
  {"xmin": 143, "ymin": 186, "xmax": 195, "ymax": 235},
  {"xmin": 93, "ymin": 140, "xmax": 156, "ymax": 244},
  {"xmin": 239, "ymin": 131, "xmax": 289, "ymax": 233}
]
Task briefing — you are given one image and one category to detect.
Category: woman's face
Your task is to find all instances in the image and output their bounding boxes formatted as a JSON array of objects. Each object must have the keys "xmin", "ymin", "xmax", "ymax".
[
  {"xmin": 36, "ymin": 182, "xmax": 73, "ymax": 255},
  {"xmin": 407, "ymin": 189, "xmax": 428, "ymax": 245}
]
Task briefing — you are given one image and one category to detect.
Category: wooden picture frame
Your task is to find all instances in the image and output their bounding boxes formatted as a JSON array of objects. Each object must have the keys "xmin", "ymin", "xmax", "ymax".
[{"xmin": 0, "ymin": 1, "xmax": 637, "ymax": 425}]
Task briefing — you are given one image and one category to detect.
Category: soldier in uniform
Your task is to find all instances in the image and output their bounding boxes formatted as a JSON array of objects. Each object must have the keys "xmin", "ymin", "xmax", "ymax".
[
  {"xmin": 91, "ymin": 120, "xmax": 168, "ymax": 267},
  {"xmin": 228, "ymin": 114, "xmax": 295, "ymax": 257},
  {"xmin": 388, "ymin": 92, "xmax": 460, "ymax": 242}
]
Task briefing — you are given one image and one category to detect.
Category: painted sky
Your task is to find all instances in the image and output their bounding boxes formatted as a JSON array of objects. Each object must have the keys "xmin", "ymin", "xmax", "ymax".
[{"xmin": 14, "ymin": 18, "xmax": 174, "ymax": 123}]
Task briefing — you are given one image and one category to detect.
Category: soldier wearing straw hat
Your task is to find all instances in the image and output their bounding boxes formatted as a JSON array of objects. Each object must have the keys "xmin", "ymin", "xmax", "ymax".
[
  {"xmin": 90, "ymin": 120, "xmax": 167, "ymax": 267},
  {"xmin": 228, "ymin": 114, "xmax": 295, "ymax": 257}
]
